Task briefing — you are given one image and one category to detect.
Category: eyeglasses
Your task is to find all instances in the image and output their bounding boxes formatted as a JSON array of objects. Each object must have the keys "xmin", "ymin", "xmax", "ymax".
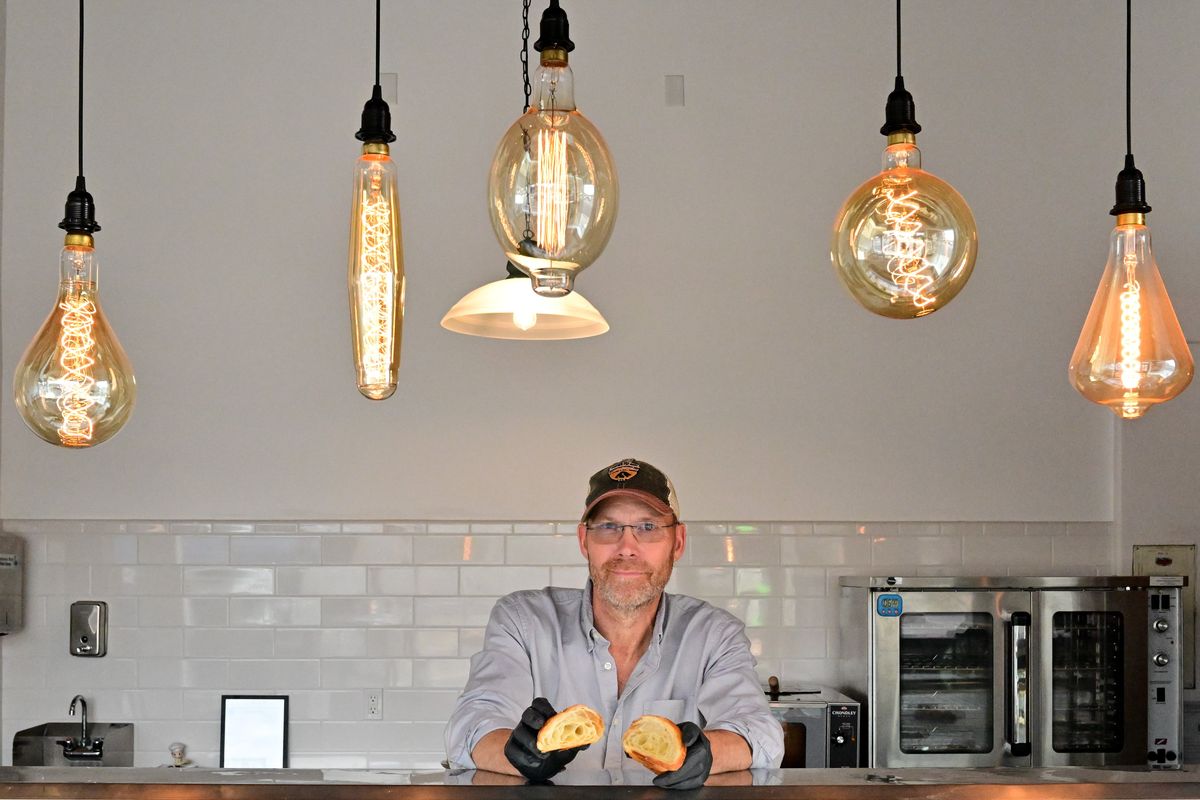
[{"xmin": 585, "ymin": 521, "xmax": 678, "ymax": 544}]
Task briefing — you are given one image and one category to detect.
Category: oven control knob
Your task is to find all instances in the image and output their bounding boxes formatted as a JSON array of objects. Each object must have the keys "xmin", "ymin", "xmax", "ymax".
[
  {"xmin": 1154, "ymin": 618, "xmax": 1170, "ymax": 633},
  {"xmin": 1153, "ymin": 652, "xmax": 1170, "ymax": 667},
  {"xmin": 833, "ymin": 735, "xmax": 846, "ymax": 745}
]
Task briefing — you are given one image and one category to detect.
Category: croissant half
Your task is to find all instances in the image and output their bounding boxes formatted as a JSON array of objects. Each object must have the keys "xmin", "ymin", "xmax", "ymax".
[
  {"xmin": 622, "ymin": 714, "xmax": 686, "ymax": 773},
  {"xmin": 536, "ymin": 704, "xmax": 605, "ymax": 752}
]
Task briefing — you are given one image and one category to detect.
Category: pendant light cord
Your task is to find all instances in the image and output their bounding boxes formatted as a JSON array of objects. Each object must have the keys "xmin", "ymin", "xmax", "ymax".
[
  {"xmin": 1125, "ymin": 0, "xmax": 1132, "ymax": 158},
  {"xmin": 896, "ymin": 0, "xmax": 902, "ymax": 78},
  {"xmin": 375, "ymin": 0, "xmax": 381, "ymax": 88},
  {"xmin": 77, "ymin": 0, "xmax": 85, "ymax": 179}
]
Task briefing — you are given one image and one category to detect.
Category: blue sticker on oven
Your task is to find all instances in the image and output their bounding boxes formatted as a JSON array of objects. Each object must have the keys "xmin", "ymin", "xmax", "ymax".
[{"xmin": 877, "ymin": 594, "xmax": 902, "ymax": 617}]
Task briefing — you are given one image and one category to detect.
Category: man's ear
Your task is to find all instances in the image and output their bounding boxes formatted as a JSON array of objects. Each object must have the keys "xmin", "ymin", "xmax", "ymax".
[{"xmin": 673, "ymin": 522, "xmax": 687, "ymax": 561}]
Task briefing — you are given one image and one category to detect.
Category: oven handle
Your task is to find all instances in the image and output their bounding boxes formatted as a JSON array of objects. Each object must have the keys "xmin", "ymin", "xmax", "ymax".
[{"xmin": 1008, "ymin": 611, "xmax": 1031, "ymax": 757}]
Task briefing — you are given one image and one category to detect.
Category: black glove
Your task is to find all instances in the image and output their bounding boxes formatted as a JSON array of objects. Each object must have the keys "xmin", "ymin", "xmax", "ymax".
[
  {"xmin": 504, "ymin": 697, "xmax": 589, "ymax": 783},
  {"xmin": 652, "ymin": 722, "xmax": 712, "ymax": 791}
]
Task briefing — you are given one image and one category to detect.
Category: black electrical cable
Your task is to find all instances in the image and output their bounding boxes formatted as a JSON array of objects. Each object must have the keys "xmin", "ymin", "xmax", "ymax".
[
  {"xmin": 77, "ymin": 0, "xmax": 84, "ymax": 179},
  {"xmin": 375, "ymin": 0, "xmax": 381, "ymax": 88},
  {"xmin": 1125, "ymin": 0, "xmax": 1131, "ymax": 157},
  {"xmin": 896, "ymin": 0, "xmax": 902, "ymax": 78}
]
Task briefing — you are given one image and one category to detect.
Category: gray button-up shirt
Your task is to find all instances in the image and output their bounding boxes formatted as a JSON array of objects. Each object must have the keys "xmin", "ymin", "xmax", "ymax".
[{"xmin": 444, "ymin": 584, "xmax": 784, "ymax": 773}]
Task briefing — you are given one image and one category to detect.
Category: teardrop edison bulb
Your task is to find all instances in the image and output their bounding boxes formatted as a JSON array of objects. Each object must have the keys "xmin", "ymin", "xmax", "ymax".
[
  {"xmin": 13, "ymin": 234, "xmax": 136, "ymax": 447},
  {"xmin": 832, "ymin": 133, "xmax": 978, "ymax": 318},
  {"xmin": 348, "ymin": 142, "xmax": 405, "ymax": 400},
  {"xmin": 1069, "ymin": 214, "xmax": 1193, "ymax": 419},
  {"xmin": 488, "ymin": 48, "xmax": 617, "ymax": 297}
]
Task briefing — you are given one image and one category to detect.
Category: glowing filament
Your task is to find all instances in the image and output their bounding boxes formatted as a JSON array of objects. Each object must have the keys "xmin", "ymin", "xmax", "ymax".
[
  {"xmin": 1118, "ymin": 251, "xmax": 1142, "ymax": 417},
  {"xmin": 358, "ymin": 171, "xmax": 395, "ymax": 386},
  {"xmin": 534, "ymin": 129, "xmax": 569, "ymax": 258},
  {"xmin": 879, "ymin": 184, "xmax": 936, "ymax": 308},
  {"xmin": 56, "ymin": 294, "xmax": 98, "ymax": 446}
]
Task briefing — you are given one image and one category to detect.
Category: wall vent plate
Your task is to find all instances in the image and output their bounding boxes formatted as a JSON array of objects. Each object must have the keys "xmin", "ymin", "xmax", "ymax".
[{"xmin": 69, "ymin": 600, "xmax": 108, "ymax": 657}]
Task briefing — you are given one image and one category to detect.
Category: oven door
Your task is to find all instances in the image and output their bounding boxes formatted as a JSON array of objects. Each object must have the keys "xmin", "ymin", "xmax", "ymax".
[
  {"xmin": 1032, "ymin": 589, "xmax": 1148, "ymax": 766},
  {"xmin": 872, "ymin": 589, "xmax": 1033, "ymax": 767},
  {"xmin": 769, "ymin": 703, "xmax": 828, "ymax": 768}
]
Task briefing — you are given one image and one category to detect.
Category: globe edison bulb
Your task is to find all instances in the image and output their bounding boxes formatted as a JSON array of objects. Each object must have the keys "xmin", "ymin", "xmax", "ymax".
[
  {"xmin": 1069, "ymin": 215, "xmax": 1193, "ymax": 419},
  {"xmin": 13, "ymin": 236, "xmax": 136, "ymax": 447},
  {"xmin": 348, "ymin": 142, "xmax": 405, "ymax": 400},
  {"xmin": 488, "ymin": 51, "xmax": 617, "ymax": 297},
  {"xmin": 832, "ymin": 135, "xmax": 978, "ymax": 318}
]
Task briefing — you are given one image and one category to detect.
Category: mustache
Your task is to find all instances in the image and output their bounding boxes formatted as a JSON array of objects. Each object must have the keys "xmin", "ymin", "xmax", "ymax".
[{"xmin": 601, "ymin": 557, "xmax": 652, "ymax": 573}]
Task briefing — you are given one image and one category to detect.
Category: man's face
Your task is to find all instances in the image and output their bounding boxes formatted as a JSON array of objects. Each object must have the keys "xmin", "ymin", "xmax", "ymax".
[{"xmin": 577, "ymin": 494, "xmax": 687, "ymax": 614}]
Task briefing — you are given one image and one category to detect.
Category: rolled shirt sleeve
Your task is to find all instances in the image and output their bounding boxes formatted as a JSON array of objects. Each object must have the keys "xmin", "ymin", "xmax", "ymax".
[
  {"xmin": 443, "ymin": 597, "xmax": 532, "ymax": 769},
  {"xmin": 695, "ymin": 618, "xmax": 785, "ymax": 769}
]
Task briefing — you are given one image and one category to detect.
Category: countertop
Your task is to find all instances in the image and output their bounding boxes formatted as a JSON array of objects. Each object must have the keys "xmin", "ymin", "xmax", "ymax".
[{"xmin": 2, "ymin": 766, "xmax": 1200, "ymax": 799}]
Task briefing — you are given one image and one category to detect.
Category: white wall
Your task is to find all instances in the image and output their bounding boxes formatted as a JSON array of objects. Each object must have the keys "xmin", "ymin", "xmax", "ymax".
[{"xmin": 11, "ymin": 1, "xmax": 1200, "ymax": 521}]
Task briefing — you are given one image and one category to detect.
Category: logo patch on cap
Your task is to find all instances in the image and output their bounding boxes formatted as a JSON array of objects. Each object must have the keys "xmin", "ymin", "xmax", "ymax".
[{"xmin": 607, "ymin": 459, "xmax": 640, "ymax": 482}]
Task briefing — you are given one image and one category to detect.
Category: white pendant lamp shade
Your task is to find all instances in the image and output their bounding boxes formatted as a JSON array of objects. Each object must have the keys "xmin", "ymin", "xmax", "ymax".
[{"xmin": 441, "ymin": 276, "xmax": 608, "ymax": 340}]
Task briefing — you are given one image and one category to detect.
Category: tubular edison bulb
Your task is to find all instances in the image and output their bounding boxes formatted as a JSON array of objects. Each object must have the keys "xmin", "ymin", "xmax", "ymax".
[
  {"xmin": 1069, "ymin": 214, "xmax": 1192, "ymax": 419},
  {"xmin": 348, "ymin": 142, "xmax": 405, "ymax": 400},
  {"xmin": 832, "ymin": 133, "xmax": 978, "ymax": 318},
  {"xmin": 488, "ymin": 1, "xmax": 617, "ymax": 298},
  {"xmin": 14, "ymin": 235, "xmax": 135, "ymax": 447}
]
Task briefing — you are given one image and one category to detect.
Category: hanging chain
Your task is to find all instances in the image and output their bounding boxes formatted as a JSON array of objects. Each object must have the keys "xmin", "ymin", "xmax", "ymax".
[
  {"xmin": 520, "ymin": 0, "xmax": 533, "ymax": 244},
  {"xmin": 521, "ymin": 0, "xmax": 532, "ymax": 110}
]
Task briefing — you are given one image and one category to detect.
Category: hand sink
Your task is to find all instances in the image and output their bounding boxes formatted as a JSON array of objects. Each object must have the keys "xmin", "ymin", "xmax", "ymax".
[{"xmin": 12, "ymin": 722, "xmax": 134, "ymax": 767}]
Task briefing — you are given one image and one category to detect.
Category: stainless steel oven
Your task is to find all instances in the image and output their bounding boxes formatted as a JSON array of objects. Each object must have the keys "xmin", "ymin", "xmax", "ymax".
[
  {"xmin": 764, "ymin": 679, "xmax": 861, "ymax": 767},
  {"xmin": 839, "ymin": 576, "xmax": 1184, "ymax": 769}
]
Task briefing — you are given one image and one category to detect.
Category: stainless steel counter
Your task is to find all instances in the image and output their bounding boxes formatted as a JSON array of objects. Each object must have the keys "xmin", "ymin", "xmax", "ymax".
[{"xmin": 1, "ymin": 766, "xmax": 1200, "ymax": 799}]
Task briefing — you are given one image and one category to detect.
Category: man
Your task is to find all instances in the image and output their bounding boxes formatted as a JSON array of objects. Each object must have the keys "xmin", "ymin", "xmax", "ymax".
[{"xmin": 444, "ymin": 458, "xmax": 783, "ymax": 788}]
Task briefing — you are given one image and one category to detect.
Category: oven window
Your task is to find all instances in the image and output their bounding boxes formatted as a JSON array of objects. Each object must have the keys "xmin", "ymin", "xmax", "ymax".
[
  {"xmin": 1051, "ymin": 611, "xmax": 1123, "ymax": 753},
  {"xmin": 899, "ymin": 612, "xmax": 994, "ymax": 754}
]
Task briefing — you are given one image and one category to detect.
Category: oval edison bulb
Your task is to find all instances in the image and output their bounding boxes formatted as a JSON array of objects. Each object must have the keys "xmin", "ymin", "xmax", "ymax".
[
  {"xmin": 1069, "ymin": 216, "xmax": 1193, "ymax": 419},
  {"xmin": 13, "ymin": 239, "xmax": 135, "ymax": 447},
  {"xmin": 488, "ymin": 56, "xmax": 617, "ymax": 297},
  {"xmin": 831, "ymin": 137, "xmax": 978, "ymax": 318},
  {"xmin": 348, "ymin": 143, "xmax": 405, "ymax": 400}
]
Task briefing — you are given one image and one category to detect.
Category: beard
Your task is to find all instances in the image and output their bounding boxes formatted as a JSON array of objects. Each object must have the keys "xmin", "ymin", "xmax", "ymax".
[{"xmin": 590, "ymin": 554, "xmax": 673, "ymax": 614}]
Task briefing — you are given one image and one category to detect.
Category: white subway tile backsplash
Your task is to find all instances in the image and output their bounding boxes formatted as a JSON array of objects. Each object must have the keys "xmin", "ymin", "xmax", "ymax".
[
  {"xmin": 325, "ymin": 535, "xmax": 413, "ymax": 565},
  {"xmin": 505, "ymin": 534, "xmax": 582, "ymax": 565},
  {"xmin": 229, "ymin": 597, "xmax": 322, "ymax": 627},
  {"xmin": 185, "ymin": 628, "xmax": 274, "ymax": 658},
  {"xmin": 322, "ymin": 597, "xmax": 413, "ymax": 627},
  {"xmin": 228, "ymin": 659, "xmax": 320, "ymax": 688},
  {"xmin": 276, "ymin": 566, "xmax": 366, "ymax": 595},
  {"xmin": 184, "ymin": 566, "xmax": 274, "ymax": 595},
  {"xmin": 231, "ymin": 536, "xmax": 322, "ymax": 565},
  {"xmin": 2, "ymin": 516, "xmax": 1119, "ymax": 768},
  {"xmin": 276, "ymin": 629, "xmax": 369, "ymax": 659},
  {"xmin": 459, "ymin": 566, "xmax": 549, "ymax": 596},
  {"xmin": 414, "ymin": 535, "xmax": 504, "ymax": 564}
]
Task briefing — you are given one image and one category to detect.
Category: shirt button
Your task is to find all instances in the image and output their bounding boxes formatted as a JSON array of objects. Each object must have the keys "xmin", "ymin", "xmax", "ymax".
[{"xmin": 604, "ymin": 662, "xmax": 612, "ymax": 670}]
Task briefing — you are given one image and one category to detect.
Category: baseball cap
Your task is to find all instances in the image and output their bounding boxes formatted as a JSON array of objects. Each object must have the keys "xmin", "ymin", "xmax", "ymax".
[{"xmin": 582, "ymin": 458, "xmax": 681, "ymax": 522}]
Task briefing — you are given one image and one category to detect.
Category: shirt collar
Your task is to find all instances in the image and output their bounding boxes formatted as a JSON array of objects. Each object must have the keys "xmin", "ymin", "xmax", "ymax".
[{"xmin": 580, "ymin": 580, "xmax": 670, "ymax": 652}]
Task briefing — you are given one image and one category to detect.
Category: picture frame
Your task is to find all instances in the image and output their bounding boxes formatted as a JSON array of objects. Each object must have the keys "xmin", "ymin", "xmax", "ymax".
[{"xmin": 220, "ymin": 695, "xmax": 289, "ymax": 768}]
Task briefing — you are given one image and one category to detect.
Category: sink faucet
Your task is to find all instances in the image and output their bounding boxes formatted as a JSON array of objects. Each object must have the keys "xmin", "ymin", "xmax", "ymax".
[{"xmin": 68, "ymin": 695, "xmax": 90, "ymax": 748}]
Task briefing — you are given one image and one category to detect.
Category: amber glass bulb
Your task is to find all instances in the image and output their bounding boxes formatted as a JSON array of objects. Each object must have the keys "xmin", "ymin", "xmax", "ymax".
[
  {"xmin": 488, "ymin": 55, "xmax": 617, "ymax": 297},
  {"xmin": 832, "ymin": 138, "xmax": 978, "ymax": 318},
  {"xmin": 13, "ymin": 239, "xmax": 136, "ymax": 447},
  {"xmin": 1069, "ymin": 216, "xmax": 1193, "ymax": 419},
  {"xmin": 348, "ymin": 143, "xmax": 405, "ymax": 400}
]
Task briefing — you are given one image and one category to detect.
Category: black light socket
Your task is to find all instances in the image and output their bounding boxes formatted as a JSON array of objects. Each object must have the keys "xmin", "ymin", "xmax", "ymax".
[
  {"xmin": 505, "ymin": 261, "xmax": 525, "ymax": 279},
  {"xmin": 58, "ymin": 175, "xmax": 100, "ymax": 235},
  {"xmin": 1110, "ymin": 153, "xmax": 1152, "ymax": 216},
  {"xmin": 355, "ymin": 84, "xmax": 396, "ymax": 144},
  {"xmin": 534, "ymin": 0, "xmax": 574, "ymax": 53},
  {"xmin": 880, "ymin": 76, "xmax": 922, "ymax": 136}
]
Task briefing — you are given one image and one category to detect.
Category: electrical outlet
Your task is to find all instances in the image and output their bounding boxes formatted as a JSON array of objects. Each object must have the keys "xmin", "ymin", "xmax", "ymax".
[{"xmin": 366, "ymin": 690, "xmax": 383, "ymax": 720}]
